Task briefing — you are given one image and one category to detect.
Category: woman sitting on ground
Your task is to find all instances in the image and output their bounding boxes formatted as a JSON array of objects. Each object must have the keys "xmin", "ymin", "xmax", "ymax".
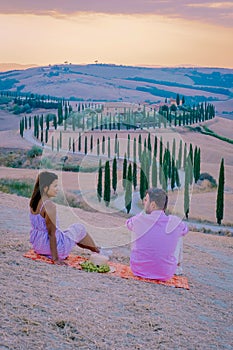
[{"xmin": 29, "ymin": 171, "xmax": 99, "ymax": 265}]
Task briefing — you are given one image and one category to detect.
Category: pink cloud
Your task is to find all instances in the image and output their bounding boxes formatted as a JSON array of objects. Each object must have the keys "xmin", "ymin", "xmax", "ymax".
[{"xmin": 0, "ymin": 0, "xmax": 232, "ymax": 27}]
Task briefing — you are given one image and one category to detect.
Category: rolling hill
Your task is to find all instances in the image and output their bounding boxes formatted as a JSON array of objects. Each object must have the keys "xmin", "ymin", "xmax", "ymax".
[{"xmin": 0, "ymin": 64, "xmax": 232, "ymax": 117}]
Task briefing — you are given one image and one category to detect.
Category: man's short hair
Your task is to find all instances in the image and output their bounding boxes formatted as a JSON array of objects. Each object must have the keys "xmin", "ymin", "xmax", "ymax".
[{"xmin": 146, "ymin": 188, "xmax": 168, "ymax": 210}]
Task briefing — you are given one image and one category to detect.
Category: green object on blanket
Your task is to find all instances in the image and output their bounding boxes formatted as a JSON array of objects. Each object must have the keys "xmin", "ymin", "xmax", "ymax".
[{"xmin": 80, "ymin": 261, "xmax": 110, "ymax": 273}]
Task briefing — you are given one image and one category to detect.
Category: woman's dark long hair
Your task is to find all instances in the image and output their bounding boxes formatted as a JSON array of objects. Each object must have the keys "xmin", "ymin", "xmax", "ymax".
[{"xmin": 30, "ymin": 171, "xmax": 58, "ymax": 212}]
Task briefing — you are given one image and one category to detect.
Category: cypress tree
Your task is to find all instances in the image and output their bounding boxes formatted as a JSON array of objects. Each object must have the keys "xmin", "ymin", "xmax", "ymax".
[
  {"xmin": 109, "ymin": 115, "xmax": 112, "ymax": 130},
  {"xmin": 57, "ymin": 139, "xmax": 60, "ymax": 152},
  {"xmin": 104, "ymin": 161, "xmax": 111, "ymax": 206},
  {"xmin": 133, "ymin": 162, "xmax": 137, "ymax": 190},
  {"xmin": 19, "ymin": 119, "xmax": 23, "ymax": 137},
  {"xmin": 216, "ymin": 158, "xmax": 225, "ymax": 225},
  {"xmin": 161, "ymin": 151, "xmax": 168, "ymax": 192},
  {"xmin": 40, "ymin": 115, "xmax": 43, "ymax": 131},
  {"xmin": 127, "ymin": 134, "xmax": 130, "ymax": 160},
  {"xmin": 125, "ymin": 163, "xmax": 132, "ymax": 214},
  {"xmin": 197, "ymin": 148, "xmax": 201, "ymax": 181},
  {"xmin": 100, "ymin": 114, "xmax": 103, "ymax": 131},
  {"xmin": 68, "ymin": 137, "xmax": 71, "ymax": 151},
  {"xmin": 187, "ymin": 153, "xmax": 193, "ymax": 185},
  {"xmin": 117, "ymin": 114, "xmax": 121, "ymax": 130},
  {"xmin": 64, "ymin": 118, "xmax": 67, "ymax": 131},
  {"xmin": 58, "ymin": 103, "xmax": 63, "ymax": 125},
  {"xmin": 108, "ymin": 136, "xmax": 111, "ymax": 158},
  {"xmin": 153, "ymin": 135, "xmax": 157, "ymax": 159},
  {"xmin": 114, "ymin": 134, "xmax": 118, "ymax": 154},
  {"xmin": 72, "ymin": 115, "xmax": 75, "ymax": 131},
  {"xmin": 183, "ymin": 143, "xmax": 187, "ymax": 169},
  {"xmin": 64, "ymin": 103, "xmax": 68, "ymax": 120},
  {"xmin": 151, "ymin": 155, "xmax": 157, "ymax": 188},
  {"xmin": 102, "ymin": 135, "xmax": 105, "ymax": 154},
  {"xmin": 24, "ymin": 116, "xmax": 28, "ymax": 130},
  {"xmin": 184, "ymin": 164, "xmax": 190, "ymax": 219},
  {"xmin": 112, "ymin": 157, "xmax": 117, "ymax": 194},
  {"xmin": 78, "ymin": 133, "xmax": 81, "ymax": 152},
  {"xmin": 90, "ymin": 135, "xmax": 93, "ymax": 152},
  {"xmin": 53, "ymin": 115, "xmax": 57, "ymax": 130},
  {"xmin": 153, "ymin": 108, "xmax": 156, "ymax": 128},
  {"xmin": 147, "ymin": 133, "xmax": 152, "ymax": 166},
  {"xmin": 159, "ymin": 137, "xmax": 163, "ymax": 183},
  {"xmin": 45, "ymin": 129, "xmax": 48, "ymax": 143},
  {"xmin": 167, "ymin": 149, "xmax": 171, "ymax": 179},
  {"xmin": 140, "ymin": 155, "xmax": 147, "ymax": 201},
  {"xmin": 33, "ymin": 117, "xmax": 37, "ymax": 137},
  {"xmin": 178, "ymin": 140, "xmax": 182, "ymax": 169},
  {"xmin": 171, "ymin": 158, "xmax": 175, "ymax": 191},
  {"xmin": 72, "ymin": 139, "xmax": 75, "ymax": 153},
  {"xmin": 144, "ymin": 151, "xmax": 150, "ymax": 190},
  {"xmin": 59, "ymin": 131, "xmax": 62, "ymax": 149},
  {"xmin": 189, "ymin": 143, "xmax": 193, "ymax": 165},
  {"xmin": 194, "ymin": 146, "xmax": 198, "ymax": 182},
  {"xmin": 117, "ymin": 140, "xmax": 120, "ymax": 159},
  {"xmin": 97, "ymin": 138, "xmax": 100, "ymax": 156},
  {"xmin": 36, "ymin": 117, "xmax": 39, "ymax": 138},
  {"xmin": 97, "ymin": 160, "xmax": 102, "ymax": 202},
  {"xmin": 41, "ymin": 130, "xmax": 44, "ymax": 143},
  {"xmin": 175, "ymin": 166, "xmax": 180, "ymax": 188},
  {"xmin": 122, "ymin": 153, "xmax": 127, "ymax": 189},
  {"xmin": 133, "ymin": 137, "xmax": 137, "ymax": 163},
  {"xmin": 143, "ymin": 138, "xmax": 147, "ymax": 153},
  {"xmin": 138, "ymin": 134, "xmax": 142, "ymax": 162},
  {"xmin": 172, "ymin": 138, "xmax": 176, "ymax": 163},
  {"xmin": 84, "ymin": 136, "xmax": 87, "ymax": 155},
  {"xmin": 51, "ymin": 136, "xmax": 54, "ymax": 151}
]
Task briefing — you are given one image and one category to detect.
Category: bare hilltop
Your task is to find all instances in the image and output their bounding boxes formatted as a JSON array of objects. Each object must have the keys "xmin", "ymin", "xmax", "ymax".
[{"xmin": 1, "ymin": 63, "xmax": 233, "ymax": 118}]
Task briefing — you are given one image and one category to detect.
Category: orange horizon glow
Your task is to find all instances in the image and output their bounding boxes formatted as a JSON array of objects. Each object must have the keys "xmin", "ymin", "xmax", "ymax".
[{"xmin": 0, "ymin": 13, "xmax": 232, "ymax": 69}]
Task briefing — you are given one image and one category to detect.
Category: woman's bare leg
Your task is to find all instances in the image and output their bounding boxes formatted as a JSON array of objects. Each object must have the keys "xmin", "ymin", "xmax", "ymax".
[{"xmin": 77, "ymin": 233, "xmax": 100, "ymax": 253}]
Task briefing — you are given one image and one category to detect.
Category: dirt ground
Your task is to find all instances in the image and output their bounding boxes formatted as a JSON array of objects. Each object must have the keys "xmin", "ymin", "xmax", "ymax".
[
  {"xmin": 0, "ymin": 111, "xmax": 233, "ymax": 349},
  {"xmin": 0, "ymin": 192, "xmax": 233, "ymax": 349}
]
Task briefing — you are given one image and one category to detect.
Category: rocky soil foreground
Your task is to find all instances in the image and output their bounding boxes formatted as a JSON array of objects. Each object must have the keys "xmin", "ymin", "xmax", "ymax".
[{"xmin": 0, "ymin": 193, "xmax": 233, "ymax": 349}]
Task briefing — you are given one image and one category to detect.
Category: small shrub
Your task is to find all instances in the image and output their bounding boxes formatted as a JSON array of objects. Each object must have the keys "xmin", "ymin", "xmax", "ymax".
[
  {"xmin": 199, "ymin": 173, "xmax": 217, "ymax": 187},
  {"xmin": 40, "ymin": 157, "xmax": 53, "ymax": 169},
  {"xmin": 27, "ymin": 146, "xmax": 43, "ymax": 158},
  {"xmin": 0, "ymin": 179, "xmax": 34, "ymax": 197},
  {"xmin": 62, "ymin": 164, "xmax": 80, "ymax": 172}
]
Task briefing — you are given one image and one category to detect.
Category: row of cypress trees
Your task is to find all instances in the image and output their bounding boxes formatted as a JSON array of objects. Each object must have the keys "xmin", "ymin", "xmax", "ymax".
[
  {"xmin": 96, "ymin": 137, "xmax": 201, "ymax": 215},
  {"xmin": 19, "ymin": 99, "xmax": 215, "ymax": 139},
  {"xmin": 97, "ymin": 154, "xmax": 225, "ymax": 223}
]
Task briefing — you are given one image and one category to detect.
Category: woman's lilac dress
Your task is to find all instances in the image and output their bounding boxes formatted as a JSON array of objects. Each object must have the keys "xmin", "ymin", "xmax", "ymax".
[{"xmin": 29, "ymin": 203, "xmax": 86, "ymax": 259}]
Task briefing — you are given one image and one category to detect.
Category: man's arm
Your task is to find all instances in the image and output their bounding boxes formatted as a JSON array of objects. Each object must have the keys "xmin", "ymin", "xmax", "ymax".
[
  {"xmin": 180, "ymin": 221, "xmax": 189, "ymax": 236},
  {"xmin": 126, "ymin": 212, "xmax": 155, "ymax": 237}
]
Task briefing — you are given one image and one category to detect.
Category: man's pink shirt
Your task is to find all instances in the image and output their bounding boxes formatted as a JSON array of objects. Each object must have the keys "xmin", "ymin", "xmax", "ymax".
[{"xmin": 126, "ymin": 210, "xmax": 188, "ymax": 281}]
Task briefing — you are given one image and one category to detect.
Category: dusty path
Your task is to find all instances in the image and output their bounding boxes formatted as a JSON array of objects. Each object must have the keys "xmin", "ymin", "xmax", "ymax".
[{"xmin": 0, "ymin": 192, "xmax": 233, "ymax": 349}]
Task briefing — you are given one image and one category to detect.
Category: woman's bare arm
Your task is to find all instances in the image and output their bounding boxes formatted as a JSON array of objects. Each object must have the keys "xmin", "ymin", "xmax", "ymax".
[{"xmin": 44, "ymin": 201, "xmax": 65, "ymax": 264}]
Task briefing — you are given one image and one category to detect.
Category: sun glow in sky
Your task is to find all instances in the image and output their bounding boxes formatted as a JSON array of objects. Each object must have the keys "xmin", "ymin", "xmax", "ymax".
[{"xmin": 0, "ymin": 1, "xmax": 233, "ymax": 68}]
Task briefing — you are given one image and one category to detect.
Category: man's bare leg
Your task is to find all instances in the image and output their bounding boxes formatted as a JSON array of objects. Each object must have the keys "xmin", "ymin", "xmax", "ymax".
[{"xmin": 174, "ymin": 237, "xmax": 183, "ymax": 275}]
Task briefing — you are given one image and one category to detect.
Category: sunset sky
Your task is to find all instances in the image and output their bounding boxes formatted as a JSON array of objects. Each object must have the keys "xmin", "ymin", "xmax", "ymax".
[{"xmin": 0, "ymin": 1, "xmax": 233, "ymax": 68}]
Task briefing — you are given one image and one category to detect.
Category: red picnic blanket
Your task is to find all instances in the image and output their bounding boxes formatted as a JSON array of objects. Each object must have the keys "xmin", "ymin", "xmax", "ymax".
[{"xmin": 24, "ymin": 250, "xmax": 189, "ymax": 290}]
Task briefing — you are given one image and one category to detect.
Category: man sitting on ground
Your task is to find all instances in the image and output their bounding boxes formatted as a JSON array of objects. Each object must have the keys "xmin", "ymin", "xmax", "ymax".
[{"xmin": 126, "ymin": 188, "xmax": 188, "ymax": 281}]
